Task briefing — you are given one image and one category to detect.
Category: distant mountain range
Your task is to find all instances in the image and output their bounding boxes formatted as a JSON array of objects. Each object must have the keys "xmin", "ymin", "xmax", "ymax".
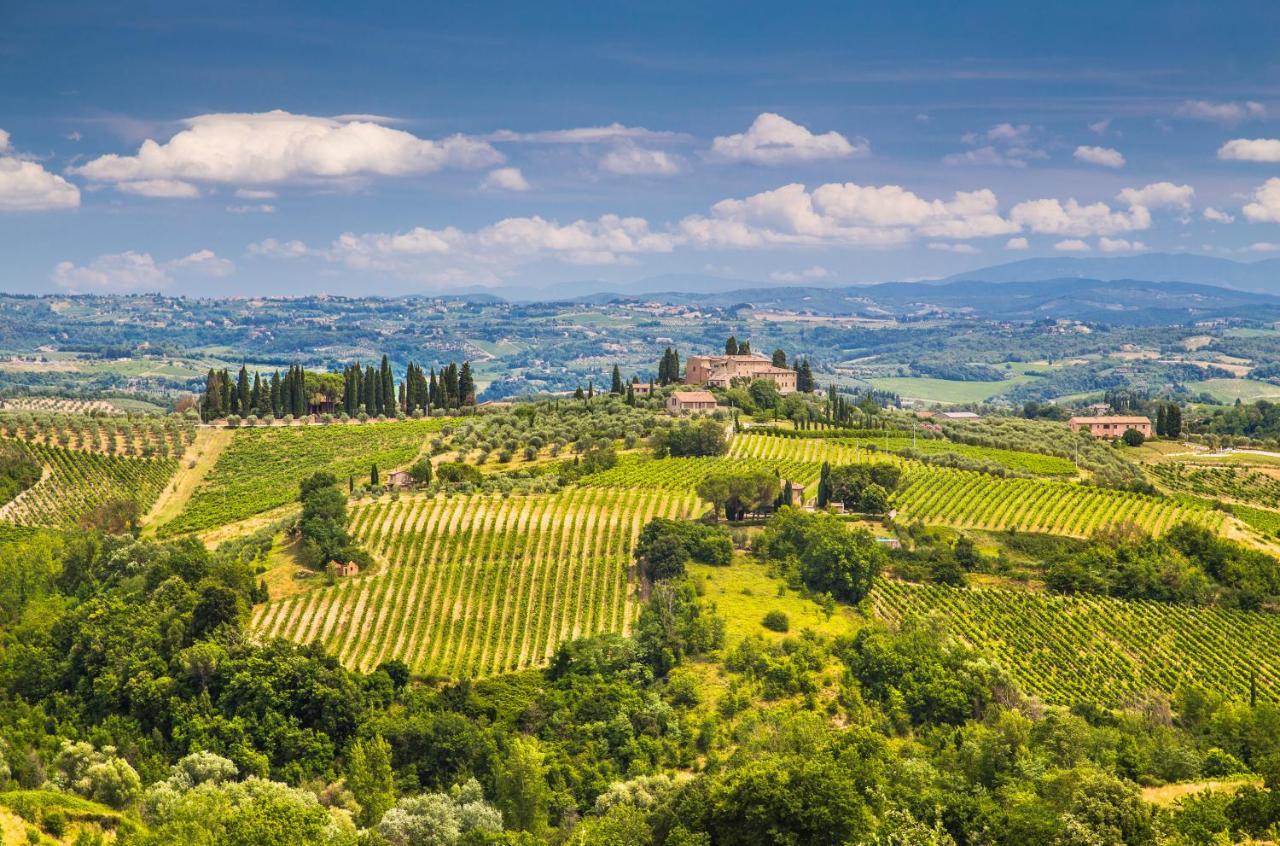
[
  {"xmin": 941, "ymin": 253, "xmax": 1280, "ymax": 294},
  {"xmin": 444, "ymin": 253, "xmax": 1280, "ymax": 324}
]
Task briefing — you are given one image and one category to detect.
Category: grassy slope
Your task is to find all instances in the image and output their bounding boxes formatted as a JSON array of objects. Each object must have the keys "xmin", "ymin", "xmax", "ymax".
[{"xmin": 142, "ymin": 426, "xmax": 233, "ymax": 534}]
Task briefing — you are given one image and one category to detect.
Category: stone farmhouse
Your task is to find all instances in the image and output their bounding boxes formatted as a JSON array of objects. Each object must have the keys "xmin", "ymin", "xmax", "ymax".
[
  {"xmin": 666, "ymin": 391, "xmax": 719, "ymax": 415},
  {"xmin": 684, "ymin": 354, "xmax": 797, "ymax": 394},
  {"xmin": 1067, "ymin": 416, "xmax": 1152, "ymax": 439}
]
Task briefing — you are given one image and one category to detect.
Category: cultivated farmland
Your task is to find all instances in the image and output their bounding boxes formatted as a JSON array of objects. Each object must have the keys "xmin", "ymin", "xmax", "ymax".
[
  {"xmin": 872, "ymin": 578, "xmax": 1280, "ymax": 705},
  {"xmin": 894, "ymin": 467, "xmax": 1226, "ymax": 537},
  {"xmin": 160, "ymin": 418, "xmax": 446, "ymax": 535},
  {"xmin": 0, "ymin": 440, "xmax": 177, "ymax": 528},
  {"xmin": 252, "ymin": 487, "xmax": 700, "ymax": 676}
]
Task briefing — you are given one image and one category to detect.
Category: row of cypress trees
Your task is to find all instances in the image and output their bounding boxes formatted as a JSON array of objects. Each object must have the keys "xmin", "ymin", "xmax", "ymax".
[
  {"xmin": 201, "ymin": 364, "xmax": 309, "ymax": 421},
  {"xmin": 200, "ymin": 357, "xmax": 476, "ymax": 421}
]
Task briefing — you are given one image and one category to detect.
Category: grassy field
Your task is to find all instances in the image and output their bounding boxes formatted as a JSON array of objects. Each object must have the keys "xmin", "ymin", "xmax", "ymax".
[
  {"xmin": 1188, "ymin": 378, "xmax": 1280, "ymax": 402},
  {"xmin": 867, "ymin": 375, "xmax": 1034, "ymax": 404},
  {"xmin": 690, "ymin": 557, "xmax": 859, "ymax": 646}
]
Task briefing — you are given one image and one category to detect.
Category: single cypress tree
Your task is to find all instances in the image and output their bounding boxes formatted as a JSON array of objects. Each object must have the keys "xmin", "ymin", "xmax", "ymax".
[
  {"xmin": 611, "ymin": 364, "xmax": 623, "ymax": 395},
  {"xmin": 772, "ymin": 349, "xmax": 787, "ymax": 368},
  {"xmin": 625, "ymin": 383, "xmax": 635, "ymax": 406},
  {"xmin": 236, "ymin": 366, "xmax": 250, "ymax": 416},
  {"xmin": 459, "ymin": 361, "xmax": 475, "ymax": 406},
  {"xmin": 725, "ymin": 335, "xmax": 738, "ymax": 356},
  {"xmin": 429, "ymin": 367, "xmax": 439, "ymax": 408},
  {"xmin": 270, "ymin": 371, "xmax": 282, "ymax": 417},
  {"xmin": 380, "ymin": 355, "xmax": 395, "ymax": 416},
  {"xmin": 817, "ymin": 461, "xmax": 831, "ymax": 507},
  {"xmin": 444, "ymin": 363, "xmax": 460, "ymax": 407},
  {"xmin": 1156, "ymin": 404, "xmax": 1167, "ymax": 437},
  {"xmin": 370, "ymin": 464, "xmax": 379, "ymax": 486},
  {"xmin": 587, "ymin": 380, "xmax": 594, "ymax": 400}
]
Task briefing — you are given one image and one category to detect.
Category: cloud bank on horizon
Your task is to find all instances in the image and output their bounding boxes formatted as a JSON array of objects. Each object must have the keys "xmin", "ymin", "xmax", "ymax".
[{"xmin": 4, "ymin": 1, "xmax": 1280, "ymax": 295}]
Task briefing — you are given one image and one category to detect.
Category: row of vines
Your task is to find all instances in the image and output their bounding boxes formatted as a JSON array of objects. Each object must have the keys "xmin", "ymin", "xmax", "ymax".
[
  {"xmin": 162, "ymin": 418, "xmax": 447, "ymax": 535},
  {"xmin": 251, "ymin": 488, "xmax": 698, "ymax": 677},
  {"xmin": 894, "ymin": 467, "xmax": 1226, "ymax": 537},
  {"xmin": 0, "ymin": 439, "xmax": 177, "ymax": 528},
  {"xmin": 872, "ymin": 578, "xmax": 1280, "ymax": 705}
]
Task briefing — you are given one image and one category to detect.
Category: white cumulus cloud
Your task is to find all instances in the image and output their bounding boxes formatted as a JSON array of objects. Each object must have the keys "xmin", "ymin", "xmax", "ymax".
[
  {"xmin": 1074, "ymin": 145, "xmax": 1125, "ymax": 168},
  {"xmin": 1248, "ymin": 242, "xmax": 1280, "ymax": 252},
  {"xmin": 481, "ymin": 167, "xmax": 530, "ymax": 192},
  {"xmin": 70, "ymin": 110, "xmax": 502, "ymax": 193},
  {"xmin": 0, "ymin": 129, "xmax": 81, "ymax": 211},
  {"xmin": 1010, "ymin": 198, "xmax": 1150, "ymax": 237},
  {"xmin": 1177, "ymin": 100, "xmax": 1266, "ymax": 123},
  {"xmin": 1005, "ymin": 237, "xmax": 1030, "ymax": 250},
  {"xmin": 1243, "ymin": 178, "xmax": 1280, "ymax": 223},
  {"xmin": 599, "ymin": 144, "xmax": 681, "ymax": 175},
  {"xmin": 1203, "ymin": 207, "xmax": 1235, "ymax": 223},
  {"xmin": 944, "ymin": 123, "xmax": 1046, "ymax": 168},
  {"xmin": 1054, "ymin": 239, "xmax": 1091, "ymax": 252},
  {"xmin": 1098, "ymin": 237, "xmax": 1148, "ymax": 253},
  {"xmin": 709, "ymin": 113, "xmax": 867, "ymax": 165},
  {"xmin": 1218, "ymin": 138, "xmax": 1280, "ymax": 162},
  {"xmin": 117, "ymin": 179, "xmax": 200, "ymax": 198},
  {"xmin": 257, "ymin": 214, "xmax": 677, "ymax": 285},
  {"xmin": 51, "ymin": 248, "xmax": 234, "ymax": 292},
  {"xmin": 1116, "ymin": 182, "xmax": 1194, "ymax": 210},
  {"xmin": 928, "ymin": 242, "xmax": 979, "ymax": 254},
  {"xmin": 679, "ymin": 182, "xmax": 1017, "ymax": 249}
]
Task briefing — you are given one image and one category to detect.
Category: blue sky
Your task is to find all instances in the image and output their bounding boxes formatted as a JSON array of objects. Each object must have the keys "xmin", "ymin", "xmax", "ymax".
[{"xmin": 4, "ymin": 0, "xmax": 1280, "ymax": 296}]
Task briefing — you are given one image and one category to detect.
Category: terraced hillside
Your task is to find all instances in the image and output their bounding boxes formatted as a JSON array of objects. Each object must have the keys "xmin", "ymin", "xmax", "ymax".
[
  {"xmin": 0, "ymin": 440, "xmax": 177, "ymax": 528},
  {"xmin": 160, "ymin": 418, "xmax": 447, "ymax": 535},
  {"xmin": 873, "ymin": 579, "xmax": 1280, "ymax": 705},
  {"xmin": 252, "ymin": 487, "xmax": 699, "ymax": 677}
]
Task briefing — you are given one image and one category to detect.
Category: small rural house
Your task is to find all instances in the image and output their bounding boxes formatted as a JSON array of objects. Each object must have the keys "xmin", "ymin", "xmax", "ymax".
[
  {"xmin": 386, "ymin": 470, "xmax": 413, "ymax": 489},
  {"xmin": 780, "ymin": 481, "xmax": 806, "ymax": 507},
  {"xmin": 329, "ymin": 560, "xmax": 360, "ymax": 578},
  {"xmin": 1067, "ymin": 416, "xmax": 1152, "ymax": 439},
  {"xmin": 666, "ymin": 390, "xmax": 719, "ymax": 415}
]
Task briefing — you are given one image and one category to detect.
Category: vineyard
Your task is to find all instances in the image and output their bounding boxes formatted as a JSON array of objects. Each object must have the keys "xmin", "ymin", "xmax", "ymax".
[
  {"xmin": 252, "ymin": 488, "xmax": 699, "ymax": 676},
  {"xmin": 729, "ymin": 432, "xmax": 906, "ymax": 467},
  {"xmin": 731, "ymin": 431, "xmax": 1075, "ymax": 476},
  {"xmin": 0, "ymin": 440, "xmax": 177, "ymax": 528},
  {"xmin": 580, "ymin": 454, "xmax": 823, "ymax": 491},
  {"xmin": 0, "ymin": 410, "xmax": 196, "ymax": 457},
  {"xmin": 872, "ymin": 578, "xmax": 1280, "ymax": 705},
  {"xmin": 161, "ymin": 418, "xmax": 446, "ymax": 535},
  {"xmin": 1148, "ymin": 462, "xmax": 1280, "ymax": 509},
  {"xmin": 894, "ymin": 467, "xmax": 1227, "ymax": 537}
]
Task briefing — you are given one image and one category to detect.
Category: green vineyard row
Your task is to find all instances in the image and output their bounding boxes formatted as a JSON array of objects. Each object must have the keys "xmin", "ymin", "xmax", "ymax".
[
  {"xmin": 871, "ymin": 578, "xmax": 1280, "ymax": 705},
  {"xmin": 161, "ymin": 418, "xmax": 447, "ymax": 535},
  {"xmin": 0, "ymin": 439, "xmax": 177, "ymax": 528},
  {"xmin": 251, "ymin": 487, "xmax": 699, "ymax": 677},
  {"xmin": 894, "ymin": 466, "xmax": 1226, "ymax": 537},
  {"xmin": 579, "ymin": 454, "xmax": 824, "ymax": 491}
]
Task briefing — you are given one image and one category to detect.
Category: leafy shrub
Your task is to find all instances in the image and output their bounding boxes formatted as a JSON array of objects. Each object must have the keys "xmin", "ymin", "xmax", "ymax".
[{"xmin": 762, "ymin": 610, "xmax": 790, "ymax": 632}]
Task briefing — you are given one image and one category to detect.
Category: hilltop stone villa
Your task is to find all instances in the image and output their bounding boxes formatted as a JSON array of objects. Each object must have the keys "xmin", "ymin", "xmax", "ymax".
[{"xmin": 684, "ymin": 353, "xmax": 797, "ymax": 394}]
